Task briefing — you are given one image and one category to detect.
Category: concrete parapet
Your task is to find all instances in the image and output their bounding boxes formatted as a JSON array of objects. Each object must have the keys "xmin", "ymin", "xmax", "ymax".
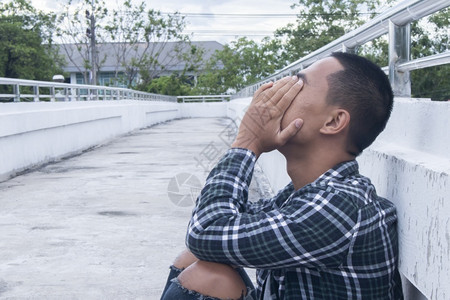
[
  {"xmin": 178, "ymin": 102, "xmax": 228, "ymax": 118},
  {"xmin": 0, "ymin": 101, "xmax": 180, "ymax": 181},
  {"xmin": 358, "ymin": 98, "xmax": 449, "ymax": 300}
]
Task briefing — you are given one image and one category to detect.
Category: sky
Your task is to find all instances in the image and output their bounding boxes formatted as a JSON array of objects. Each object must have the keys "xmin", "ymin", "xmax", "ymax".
[{"xmin": 30, "ymin": 0, "xmax": 300, "ymax": 44}]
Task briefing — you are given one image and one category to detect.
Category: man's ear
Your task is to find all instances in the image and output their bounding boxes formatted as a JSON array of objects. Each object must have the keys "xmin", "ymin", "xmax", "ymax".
[{"xmin": 319, "ymin": 109, "xmax": 350, "ymax": 135}]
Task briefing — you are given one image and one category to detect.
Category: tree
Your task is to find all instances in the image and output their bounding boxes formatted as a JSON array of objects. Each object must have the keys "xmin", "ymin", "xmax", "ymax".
[
  {"xmin": 359, "ymin": 7, "xmax": 450, "ymax": 100},
  {"xmin": 136, "ymin": 44, "xmax": 205, "ymax": 95},
  {"xmin": 275, "ymin": 0, "xmax": 394, "ymax": 62},
  {"xmin": 195, "ymin": 37, "xmax": 285, "ymax": 94},
  {"xmin": 56, "ymin": 0, "xmax": 190, "ymax": 87},
  {"xmin": 104, "ymin": 1, "xmax": 190, "ymax": 87},
  {"xmin": 139, "ymin": 74, "xmax": 193, "ymax": 96},
  {"xmin": 56, "ymin": 0, "xmax": 108, "ymax": 85},
  {"xmin": 0, "ymin": 0, "xmax": 64, "ymax": 81},
  {"xmin": 360, "ymin": 7, "xmax": 449, "ymax": 100},
  {"xmin": 273, "ymin": 0, "xmax": 448, "ymax": 100},
  {"xmin": 410, "ymin": 8, "xmax": 449, "ymax": 100},
  {"xmin": 193, "ymin": 0, "xmax": 397, "ymax": 95}
]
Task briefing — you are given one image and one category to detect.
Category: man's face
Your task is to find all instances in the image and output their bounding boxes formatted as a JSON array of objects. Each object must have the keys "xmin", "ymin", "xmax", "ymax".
[{"xmin": 280, "ymin": 57, "xmax": 344, "ymax": 144}]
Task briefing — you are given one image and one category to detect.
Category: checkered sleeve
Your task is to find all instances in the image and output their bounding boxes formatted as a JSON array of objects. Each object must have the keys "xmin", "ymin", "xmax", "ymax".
[
  {"xmin": 245, "ymin": 183, "xmax": 294, "ymax": 214},
  {"xmin": 186, "ymin": 148, "xmax": 359, "ymax": 269}
]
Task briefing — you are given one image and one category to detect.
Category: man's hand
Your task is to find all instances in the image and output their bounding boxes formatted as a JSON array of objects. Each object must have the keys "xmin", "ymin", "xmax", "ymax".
[{"xmin": 231, "ymin": 76, "xmax": 304, "ymax": 157}]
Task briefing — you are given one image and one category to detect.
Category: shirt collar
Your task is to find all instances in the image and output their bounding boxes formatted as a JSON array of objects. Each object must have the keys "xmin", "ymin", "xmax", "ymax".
[{"xmin": 310, "ymin": 160, "xmax": 359, "ymax": 188}]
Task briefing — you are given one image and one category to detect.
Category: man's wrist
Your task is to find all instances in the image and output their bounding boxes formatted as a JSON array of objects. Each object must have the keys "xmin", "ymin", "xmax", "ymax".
[{"xmin": 231, "ymin": 140, "xmax": 261, "ymax": 158}]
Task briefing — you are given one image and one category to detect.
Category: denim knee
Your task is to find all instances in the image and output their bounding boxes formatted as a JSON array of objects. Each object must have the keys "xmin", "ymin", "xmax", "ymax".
[
  {"xmin": 162, "ymin": 277, "xmax": 225, "ymax": 300},
  {"xmin": 161, "ymin": 265, "xmax": 256, "ymax": 300}
]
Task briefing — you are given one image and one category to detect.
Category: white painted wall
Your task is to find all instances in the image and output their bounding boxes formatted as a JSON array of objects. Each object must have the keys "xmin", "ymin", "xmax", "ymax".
[
  {"xmin": 0, "ymin": 101, "xmax": 179, "ymax": 181},
  {"xmin": 178, "ymin": 102, "xmax": 228, "ymax": 118},
  {"xmin": 357, "ymin": 98, "xmax": 449, "ymax": 300},
  {"xmin": 228, "ymin": 97, "xmax": 450, "ymax": 300}
]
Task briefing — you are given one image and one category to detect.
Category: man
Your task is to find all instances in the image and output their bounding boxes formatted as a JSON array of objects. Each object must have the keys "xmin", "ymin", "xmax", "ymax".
[{"xmin": 161, "ymin": 52, "xmax": 403, "ymax": 299}]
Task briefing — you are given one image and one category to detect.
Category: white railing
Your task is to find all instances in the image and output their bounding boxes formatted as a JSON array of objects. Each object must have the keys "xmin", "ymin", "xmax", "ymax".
[
  {"xmin": 0, "ymin": 77, "xmax": 234, "ymax": 103},
  {"xmin": 0, "ymin": 77, "xmax": 177, "ymax": 102},
  {"xmin": 234, "ymin": 0, "xmax": 450, "ymax": 99},
  {"xmin": 177, "ymin": 95, "xmax": 231, "ymax": 103}
]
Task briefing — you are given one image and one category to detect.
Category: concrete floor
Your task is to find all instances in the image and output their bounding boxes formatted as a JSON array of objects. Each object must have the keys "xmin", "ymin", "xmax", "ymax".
[{"xmin": 0, "ymin": 118, "xmax": 266, "ymax": 299}]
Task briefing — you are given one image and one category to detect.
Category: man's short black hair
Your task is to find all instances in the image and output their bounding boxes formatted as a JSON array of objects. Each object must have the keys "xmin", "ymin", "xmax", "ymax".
[{"xmin": 327, "ymin": 52, "xmax": 394, "ymax": 155}]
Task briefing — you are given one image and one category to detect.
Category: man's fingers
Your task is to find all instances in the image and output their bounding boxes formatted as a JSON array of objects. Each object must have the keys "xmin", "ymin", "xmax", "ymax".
[
  {"xmin": 276, "ymin": 78, "xmax": 304, "ymax": 111},
  {"xmin": 261, "ymin": 76, "xmax": 294, "ymax": 104},
  {"xmin": 278, "ymin": 118, "xmax": 303, "ymax": 145},
  {"xmin": 253, "ymin": 81, "xmax": 274, "ymax": 102},
  {"xmin": 265, "ymin": 76, "xmax": 301, "ymax": 106}
]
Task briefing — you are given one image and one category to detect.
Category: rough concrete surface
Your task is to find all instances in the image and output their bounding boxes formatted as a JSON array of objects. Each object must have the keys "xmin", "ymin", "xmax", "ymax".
[{"xmin": 0, "ymin": 118, "xmax": 265, "ymax": 299}]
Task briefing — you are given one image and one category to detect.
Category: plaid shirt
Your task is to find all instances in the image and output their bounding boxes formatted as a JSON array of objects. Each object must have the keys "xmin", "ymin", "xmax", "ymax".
[{"xmin": 186, "ymin": 148, "xmax": 403, "ymax": 299}]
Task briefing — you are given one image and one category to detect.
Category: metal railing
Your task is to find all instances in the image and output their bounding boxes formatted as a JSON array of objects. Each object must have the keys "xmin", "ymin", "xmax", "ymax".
[
  {"xmin": 234, "ymin": 0, "xmax": 450, "ymax": 99},
  {"xmin": 177, "ymin": 95, "xmax": 231, "ymax": 103},
  {"xmin": 0, "ymin": 77, "xmax": 177, "ymax": 102}
]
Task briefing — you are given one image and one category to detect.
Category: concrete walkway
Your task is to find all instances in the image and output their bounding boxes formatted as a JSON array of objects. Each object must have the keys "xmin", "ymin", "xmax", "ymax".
[{"xmin": 0, "ymin": 118, "xmax": 265, "ymax": 299}]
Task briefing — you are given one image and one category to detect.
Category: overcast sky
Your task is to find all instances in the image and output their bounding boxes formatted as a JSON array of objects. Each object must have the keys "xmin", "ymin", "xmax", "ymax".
[{"xmin": 30, "ymin": 0, "xmax": 299, "ymax": 44}]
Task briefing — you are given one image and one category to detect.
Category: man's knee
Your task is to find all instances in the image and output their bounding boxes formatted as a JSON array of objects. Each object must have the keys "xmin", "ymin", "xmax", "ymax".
[
  {"xmin": 178, "ymin": 260, "xmax": 247, "ymax": 300},
  {"xmin": 172, "ymin": 248, "xmax": 198, "ymax": 269}
]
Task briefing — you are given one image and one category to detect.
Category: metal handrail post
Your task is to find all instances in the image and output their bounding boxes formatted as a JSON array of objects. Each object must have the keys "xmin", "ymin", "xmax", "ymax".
[
  {"xmin": 64, "ymin": 88, "xmax": 69, "ymax": 102},
  {"xmin": 70, "ymin": 88, "xmax": 76, "ymax": 102},
  {"xmin": 50, "ymin": 86, "xmax": 56, "ymax": 102},
  {"xmin": 342, "ymin": 44, "xmax": 358, "ymax": 54},
  {"xmin": 13, "ymin": 84, "xmax": 20, "ymax": 102},
  {"xmin": 33, "ymin": 85, "xmax": 40, "ymax": 102},
  {"xmin": 389, "ymin": 20, "xmax": 411, "ymax": 97}
]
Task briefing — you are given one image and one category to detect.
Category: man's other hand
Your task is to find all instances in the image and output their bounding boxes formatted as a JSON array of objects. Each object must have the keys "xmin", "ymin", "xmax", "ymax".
[{"xmin": 231, "ymin": 76, "xmax": 304, "ymax": 157}]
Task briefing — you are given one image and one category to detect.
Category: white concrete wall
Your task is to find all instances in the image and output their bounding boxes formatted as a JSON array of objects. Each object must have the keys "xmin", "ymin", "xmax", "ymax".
[
  {"xmin": 0, "ymin": 101, "xmax": 229, "ymax": 182},
  {"xmin": 357, "ymin": 98, "xmax": 449, "ymax": 300},
  {"xmin": 178, "ymin": 102, "xmax": 228, "ymax": 118},
  {"xmin": 0, "ymin": 101, "xmax": 179, "ymax": 181},
  {"xmin": 227, "ymin": 97, "xmax": 450, "ymax": 300}
]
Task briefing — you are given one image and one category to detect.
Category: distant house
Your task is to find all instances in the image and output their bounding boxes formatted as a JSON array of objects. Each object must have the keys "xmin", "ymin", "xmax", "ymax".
[{"xmin": 58, "ymin": 41, "xmax": 223, "ymax": 87}]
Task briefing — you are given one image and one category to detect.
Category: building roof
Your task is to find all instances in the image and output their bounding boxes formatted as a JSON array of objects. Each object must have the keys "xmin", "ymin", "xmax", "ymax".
[{"xmin": 58, "ymin": 41, "xmax": 224, "ymax": 74}]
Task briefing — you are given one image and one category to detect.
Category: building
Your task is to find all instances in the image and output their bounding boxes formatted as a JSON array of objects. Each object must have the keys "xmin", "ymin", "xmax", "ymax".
[{"xmin": 58, "ymin": 41, "xmax": 224, "ymax": 87}]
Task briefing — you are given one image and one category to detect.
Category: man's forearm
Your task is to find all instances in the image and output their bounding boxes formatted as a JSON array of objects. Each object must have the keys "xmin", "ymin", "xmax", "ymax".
[{"xmin": 187, "ymin": 148, "xmax": 256, "ymax": 260}]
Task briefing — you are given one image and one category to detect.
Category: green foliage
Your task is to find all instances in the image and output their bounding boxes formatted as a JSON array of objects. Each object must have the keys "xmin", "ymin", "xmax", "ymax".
[
  {"xmin": 0, "ymin": 0, "xmax": 64, "ymax": 81},
  {"xmin": 356, "ymin": 8, "xmax": 449, "ymax": 100},
  {"xmin": 56, "ymin": 0, "xmax": 109, "ymax": 84},
  {"xmin": 192, "ymin": 0, "xmax": 448, "ymax": 100},
  {"xmin": 411, "ymin": 65, "xmax": 449, "ymax": 101},
  {"xmin": 138, "ymin": 74, "xmax": 193, "ymax": 96},
  {"xmin": 358, "ymin": 35, "xmax": 389, "ymax": 67},
  {"xmin": 0, "ymin": 0, "xmax": 57, "ymax": 43},
  {"xmin": 410, "ymin": 8, "xmax": 450, "ymax": 100},
  {"xmin": 192, "ymin": 0, "xmax": 397, "ymax": 95},
  {"xmin": 179, "ymin": 44, "xmax": 206, "ymax": 76},
  {"xmin": 57, "ymin": 0, "xmax": 189, "ymax": 87},
  {"xmin": 137, "ymin": 44, "xmax": 202, "ymax": 96},
  {"xmin": 275, "ymin": 0, "xmax": 391, "ymax": 62},
  {"xmin": 104, "ymin": 2, "xmax": 189, "ymax": 87},
  {"xmin": 195, "ymin": 37, "xmax": 285, "ymax": 94}
]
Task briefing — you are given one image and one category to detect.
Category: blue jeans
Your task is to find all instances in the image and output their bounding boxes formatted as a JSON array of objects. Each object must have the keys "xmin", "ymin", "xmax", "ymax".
[{"xmin": 160, "ymin": 265, "xmax": 256, "ymax": 300}]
